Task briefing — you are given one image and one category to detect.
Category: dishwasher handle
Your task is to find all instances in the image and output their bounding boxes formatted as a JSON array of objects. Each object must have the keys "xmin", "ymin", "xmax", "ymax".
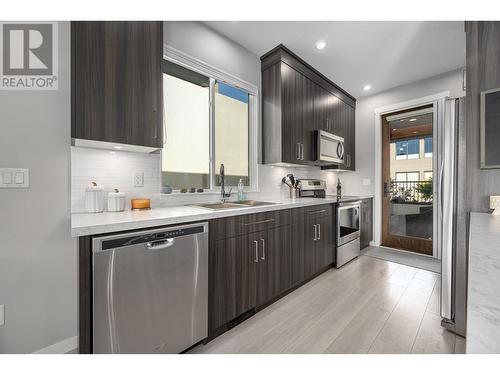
[{"xmin": 146, "ymin": 238, "xmax": 175, "ymax": 250}]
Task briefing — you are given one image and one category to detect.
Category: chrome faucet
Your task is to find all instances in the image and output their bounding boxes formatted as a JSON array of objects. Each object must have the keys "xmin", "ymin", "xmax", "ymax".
[{"xmin": 220, "ymin": 164, "xmax": 231, "ymax": 203}]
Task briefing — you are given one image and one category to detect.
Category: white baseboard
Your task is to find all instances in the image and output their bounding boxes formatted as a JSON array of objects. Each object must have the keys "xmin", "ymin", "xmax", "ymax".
[{"xmin": 33, "ymin": 336, "xmax": 78, "ymax": 354}]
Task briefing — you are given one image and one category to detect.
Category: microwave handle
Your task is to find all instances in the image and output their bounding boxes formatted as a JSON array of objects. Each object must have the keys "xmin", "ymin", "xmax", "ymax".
[{"xmin": 337, "ymin": 142, "xmax": 345, "ymax": 160}]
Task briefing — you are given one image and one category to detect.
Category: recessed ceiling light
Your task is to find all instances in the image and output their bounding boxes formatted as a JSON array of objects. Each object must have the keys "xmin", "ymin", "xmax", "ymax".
[
  {"xmin": 363, "ymin": 85, "xmax": 371, "ymax": 91},
  {"xmin": 113, "ymin": 146, "xmax": 123, "ymax": 150},
  {"xmin": 413, "ymin": 131, "xmax": 418, "ymax": 134},
  {"xmin": 315, "ymin": 40, "xmax": 327, "ymax": 50},
  {"xmin": 409, "ymin": 118, "xmax": 417, "ymax": 122},
  {"xmin": 400, "ymin": 119, "xmax": 405, "ymax": 122}
]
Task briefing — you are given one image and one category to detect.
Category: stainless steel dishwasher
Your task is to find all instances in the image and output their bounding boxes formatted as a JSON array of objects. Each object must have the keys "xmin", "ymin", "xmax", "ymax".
[{"xmin": 92, "ymin": 222, "xmax": 208, "ymax": 354}]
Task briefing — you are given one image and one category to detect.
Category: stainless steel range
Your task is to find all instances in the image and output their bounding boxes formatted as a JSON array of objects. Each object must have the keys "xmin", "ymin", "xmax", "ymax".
[{"xmin": 336, "ymin": 201, "xmax": 361, "ymax": 268}]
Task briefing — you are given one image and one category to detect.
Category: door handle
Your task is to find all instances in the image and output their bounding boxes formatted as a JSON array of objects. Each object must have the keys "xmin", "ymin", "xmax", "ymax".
[
  {"xmin": 146, "ymin": 238, "xmax": 175, "ymax": 250},
  {"xmin": 313, "ymin": 224, "xmax": 317, "ymax": 241},
  {"xmin": 300, "ymin": 143, "xmax": 304, "ymax": 160},
  {"xmin": 254, "ymin": 240, "xmax": 259, "ymax": 263},
  {"xmin": 260, "ymin": 238, "xmax": 265, "ymax": 260},
  {"xmin": 317, "ymin": 224, "xmax": 321, "ymax": 240}
]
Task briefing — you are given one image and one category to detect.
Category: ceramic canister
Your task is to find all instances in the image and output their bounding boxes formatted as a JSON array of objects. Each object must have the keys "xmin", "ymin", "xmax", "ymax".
[
  {"xmin": 85, "ymin": 182, "xmax": 105, "ymax": 213},
  {"xmin": 108, "ymin": 189, "xmax": 126, "ymax": 212}
]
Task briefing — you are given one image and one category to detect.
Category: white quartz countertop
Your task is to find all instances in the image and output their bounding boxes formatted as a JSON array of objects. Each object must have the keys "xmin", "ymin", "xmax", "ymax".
[
  {"xmin": 467, "ymin": 213, "xmax": 500, "ymax": 353},
  {"xmin": 71, "ymin": 195, "xmax": 372, "ymax": 237}
]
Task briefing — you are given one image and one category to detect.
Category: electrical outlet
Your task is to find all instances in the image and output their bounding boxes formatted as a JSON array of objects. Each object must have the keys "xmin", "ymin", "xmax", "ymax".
[
  {"xmin": 0, "ymin": 304, "xmax": 4, "ymax": 326},
  {"xmin": 362, "ymin": 178, "xmax": 372, "ymax": 186},
  {"xmin": 134, "ymin": 172, "xmax": 144, "ymax": 187}
]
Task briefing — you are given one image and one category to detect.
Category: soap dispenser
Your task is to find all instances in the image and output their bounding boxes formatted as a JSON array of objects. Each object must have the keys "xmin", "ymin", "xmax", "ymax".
[{"xmin": 237, "ymin": 178, "xmax": 245, "ymax": 201}]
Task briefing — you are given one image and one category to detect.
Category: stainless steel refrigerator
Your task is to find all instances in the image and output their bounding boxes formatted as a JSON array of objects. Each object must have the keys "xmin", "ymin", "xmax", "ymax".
[{"xmin": 439, "ymin": 97, "xmax": 467, "ymax": 337}]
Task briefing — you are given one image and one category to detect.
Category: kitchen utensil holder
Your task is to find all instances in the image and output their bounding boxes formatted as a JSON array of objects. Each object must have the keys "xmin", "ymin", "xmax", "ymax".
[{"xmin": 290, "ymin": 187, "xmax": 299, "ymax": 199}]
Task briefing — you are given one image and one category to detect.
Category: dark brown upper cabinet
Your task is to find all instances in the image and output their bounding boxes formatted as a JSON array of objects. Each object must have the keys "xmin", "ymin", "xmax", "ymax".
[
  {"xmin": 71, "ymin": 22, "xmax": 164, "ymax": 149},
  {"xmin": 261, "ymin": 44, "xmax": 356, "ymax": 169}
]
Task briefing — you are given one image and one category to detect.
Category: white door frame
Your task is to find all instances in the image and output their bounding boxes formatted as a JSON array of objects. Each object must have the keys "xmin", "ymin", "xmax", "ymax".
[{"xmin": 372, "ymin": 91, "xmax": 450, "ymax": 259}]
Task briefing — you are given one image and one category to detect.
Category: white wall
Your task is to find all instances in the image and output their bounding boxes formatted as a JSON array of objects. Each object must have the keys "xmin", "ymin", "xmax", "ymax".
[
  {"xmin": 341, "ymin": 68, "xmax": 465, "ymax": 197},
  {"xmin": 0, "ymin": 22, "xmax": 76, "ymax": 353}
]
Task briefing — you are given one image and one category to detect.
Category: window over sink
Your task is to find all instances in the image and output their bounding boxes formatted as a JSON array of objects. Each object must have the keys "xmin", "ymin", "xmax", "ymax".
[{"xmin": 161, "ymin": 58, "xmax": 258, "ymax": 193}]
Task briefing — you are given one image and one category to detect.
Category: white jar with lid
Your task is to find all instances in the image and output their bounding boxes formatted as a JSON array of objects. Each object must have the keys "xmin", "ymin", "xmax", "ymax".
[
  {"xmin": 107, "ymin": 188, "xmax": 126, "ymax": 212},
  {"xmin": 85, "ymin": 182, "xmax": 105, "ymax": 213}
]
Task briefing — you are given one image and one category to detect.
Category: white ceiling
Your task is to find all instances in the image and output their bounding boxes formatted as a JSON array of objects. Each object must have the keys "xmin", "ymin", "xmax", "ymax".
[{"xmin": 204, "ymin": 21, "xmax": 465, "ymax": 98}]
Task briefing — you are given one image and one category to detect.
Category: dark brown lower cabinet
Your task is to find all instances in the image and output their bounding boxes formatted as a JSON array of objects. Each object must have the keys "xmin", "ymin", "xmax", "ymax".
[
  {"xmin": 208, "ymin": 221, "xmax": 292, "ymax": 335},
  {"xmin": 360, "ymin": 198, "xmax": 373, "ymax": 249},
  {"xmin": 208, "ymin": 205, "xmax": 335, "ymax": 337},
  {"xmin": 292, "ymin": 204, "xmax": 335, "ymax": 285},
  {"xmin": 256, "ymin": 225, "xmax": 292, "ymax": 306}
]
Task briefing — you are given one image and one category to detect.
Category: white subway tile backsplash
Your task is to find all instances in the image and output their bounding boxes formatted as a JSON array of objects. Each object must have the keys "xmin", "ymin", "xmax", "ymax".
[
  {"xmin": 71, "ymin": 147, "xmax": 161, "ymax": 213},
  {"xmin": 71, "ymin": 146, "xmax": 340, "ymax": 212}
]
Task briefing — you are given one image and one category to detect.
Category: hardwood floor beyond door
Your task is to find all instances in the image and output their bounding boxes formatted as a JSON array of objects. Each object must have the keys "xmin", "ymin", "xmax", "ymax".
[{"xmin": 190, "ymin": 255, "xmax": 464, "ymax": 354}]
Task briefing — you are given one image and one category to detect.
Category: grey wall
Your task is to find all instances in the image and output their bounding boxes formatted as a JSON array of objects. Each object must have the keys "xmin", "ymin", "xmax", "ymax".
[
  {"xmin": 164, "ymin": 22, "xmax": 261, "ymax": 87},
  {"xmin": 340, "ymin": 68, "xmax": 465, "ymax": 196},
  {"xmin": 465, "ymin": 22, "xmax": 500, "ymax": 212},
  {"xmin": 163, "ymin": 21, "xmax": 264, "ymax": 164},
  {"xmin": 0, "ymin": 22, "xmax": 76, "ymax": 353}
]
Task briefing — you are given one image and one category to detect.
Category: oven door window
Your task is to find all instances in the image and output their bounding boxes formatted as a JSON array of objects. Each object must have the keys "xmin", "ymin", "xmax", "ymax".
[{"xmin": 339, "ymin": 207, "xmax": 360, "ymax": 237}]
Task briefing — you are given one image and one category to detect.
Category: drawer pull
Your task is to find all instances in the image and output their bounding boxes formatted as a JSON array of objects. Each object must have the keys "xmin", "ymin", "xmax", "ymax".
[
  {"xmin": 241, "ymin": 218, "xmax": 275, "ymax": 226},
  {"xmin": 308, "ymin": 209, "xmax": 327, "ymax": 215}
]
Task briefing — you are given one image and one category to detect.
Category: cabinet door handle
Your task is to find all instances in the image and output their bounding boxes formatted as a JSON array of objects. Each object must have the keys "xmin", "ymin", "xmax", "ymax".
[
  {"xmin": 254, "ymin": 240, "xmax": 259, "ymax": 263},
  {"xmin": 317, "ymin": 224, "xmax": 321, "ymax": 240},
  {"xmin": 153, "ymin": 109, "xmax": 158, "ymax": 139},
  {"xmin": 260, "ymin": 238, "xmax": 265, "ymax": 260},
  {"xmin": 300, "ymin": 143, "xmax": 304, "ymax": 160},
  {"xmin": 296, "ymin": 142, "xmax": 301, "ymax": 160},
  {"xmin": 313, "ymin": 224, "xmax": 317, "ymax": 241}
]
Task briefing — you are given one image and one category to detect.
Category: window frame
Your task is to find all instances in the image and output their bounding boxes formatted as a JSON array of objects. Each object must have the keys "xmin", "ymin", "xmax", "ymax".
[
  {"xmin": 424, "ymin": 136, "xmax": 433, "ymax": 158},
  {"xmin": 395, "ymin": 171, "xmax": 420, "ymax": 182},
  {"xmin": 162, "ymin": 45, "xmax": 259, "ymax": 194}
]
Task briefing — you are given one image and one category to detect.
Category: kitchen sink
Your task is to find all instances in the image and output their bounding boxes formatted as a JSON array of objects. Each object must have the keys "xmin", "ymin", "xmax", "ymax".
[{"xmin": 190, "ymin": 200, "xmax": 279, "ymax": 210}]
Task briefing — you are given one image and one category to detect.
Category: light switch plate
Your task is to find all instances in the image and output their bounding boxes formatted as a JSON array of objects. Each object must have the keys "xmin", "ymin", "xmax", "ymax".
[
  {"xmin": 362, "ymin": 178, "xmax": 371, "ymax": 186},
  {"xmin": 0, "ymin": 168, "xmax": 29, "ymax": 188},
  {"xmin": 134, "ymin": 172, "xmax": 144, "ymax": 187}
]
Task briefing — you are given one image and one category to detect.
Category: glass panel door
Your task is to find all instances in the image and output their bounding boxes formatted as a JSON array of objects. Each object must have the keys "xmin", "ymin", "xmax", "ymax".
[{"xmin": 382, "ymin": 105, "xmax": 434, "ymax": 255}]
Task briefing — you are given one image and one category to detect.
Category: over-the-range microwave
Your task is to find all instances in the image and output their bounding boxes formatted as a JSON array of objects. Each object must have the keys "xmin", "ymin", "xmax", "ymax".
[{"xmin": 313, "ymin": 130, "xmax": 345, "ymax": 165}]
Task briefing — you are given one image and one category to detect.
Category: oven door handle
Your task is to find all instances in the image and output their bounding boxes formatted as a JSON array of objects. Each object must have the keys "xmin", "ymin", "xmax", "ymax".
[{"xmin": 338, "ymin": 202, "xmax": 361, "ymax": 210}]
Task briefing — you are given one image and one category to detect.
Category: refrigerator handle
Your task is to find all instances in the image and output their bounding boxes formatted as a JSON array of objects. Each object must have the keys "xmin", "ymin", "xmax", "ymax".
[{"xmin": 440, "ymin": 159, "xmax": 445, "ymax": 213}]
